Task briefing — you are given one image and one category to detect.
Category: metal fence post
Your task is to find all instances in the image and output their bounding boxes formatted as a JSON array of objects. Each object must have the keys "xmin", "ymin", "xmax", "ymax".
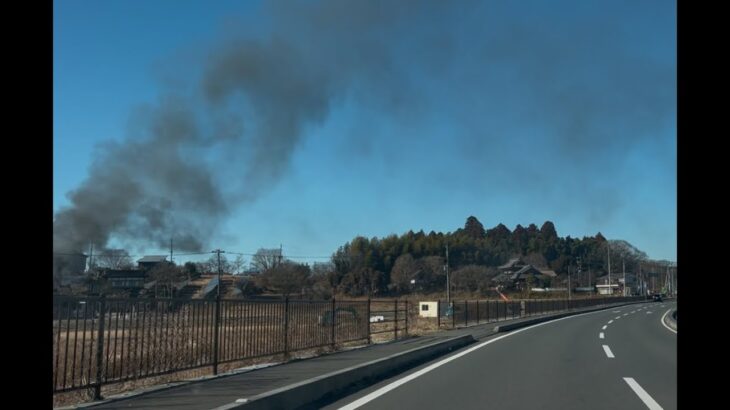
[
  {"xmin": 284, "ymin": 297, "xmax": 289, "ymax": 358},
  {"xmin": 404, "ymin": 300, "xmax": 408, "ymax": 337},
  {"xmin": 212, "ymin": 296, "xmax": 221, "ymax": 375},
  {"xmin": 367, "ymin": 298, "xmax": 372, "ymax": 344},
  {"xmin": 452, "ymin": 301, "xmax": 456, "ymax": 328},
  {"xmin": 394, "ymin": 299, "xmax": 398, "ymax": 340},
  {"xmin": 331, "ymin": 297, "xmax": 336, "ymax": 349},
  {"xmin": 476, "ymin": 300, "xmax": 480, "ymax": 324},
  {"xmin": 464, "ymin": 301, "xmax": 468, "ymax": 327},
  {"xmin": 93, "ymin": 295, "xmax": 107, "ymax": 400}
]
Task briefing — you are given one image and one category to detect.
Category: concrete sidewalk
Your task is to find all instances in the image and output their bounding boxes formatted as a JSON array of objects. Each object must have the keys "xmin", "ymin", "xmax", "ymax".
[{"xmin": 66, "ymin": 300, "xmax": 645, "ymax": 410}]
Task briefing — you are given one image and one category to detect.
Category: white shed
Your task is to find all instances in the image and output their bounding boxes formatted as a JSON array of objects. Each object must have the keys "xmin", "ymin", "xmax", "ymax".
[{"xmin": 418, "ymin": 301, "xmax": 438, "ymax": 318}]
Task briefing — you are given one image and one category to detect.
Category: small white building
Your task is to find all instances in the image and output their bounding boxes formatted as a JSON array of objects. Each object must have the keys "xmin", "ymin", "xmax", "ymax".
[
  {"xmin": 596, "ymin": 284, "xmax": 620, "ymax": 295},
  {"xmin": 418, "ymin": 301, "xmax": 438, "ymax": 318}
]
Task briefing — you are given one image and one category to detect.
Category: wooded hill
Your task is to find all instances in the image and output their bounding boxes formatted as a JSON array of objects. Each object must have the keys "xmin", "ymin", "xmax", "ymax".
[{"xmin": 325, "ymin": 216, "xmax": 665, "ymax": 297}]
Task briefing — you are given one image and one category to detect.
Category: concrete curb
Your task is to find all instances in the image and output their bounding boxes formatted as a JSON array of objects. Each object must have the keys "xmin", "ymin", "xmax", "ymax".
[
  {"xmin": 213, "ymin": 334, "xmax": 475, "ymax": 410},
  {"xmin": 494, "ymin": 301, "xmax": 646, "ymax": 333}
]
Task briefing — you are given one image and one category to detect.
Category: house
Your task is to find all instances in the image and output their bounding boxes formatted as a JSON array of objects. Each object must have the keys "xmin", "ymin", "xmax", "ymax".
[
  {"xmin": 137, "ymin": 255, "xmax": 168, "ymax": 271},
  {"xmin": 498, "ymin": 258, "xmax": 524, "ymax": 270},
  {"xmin": 492, "ymin": 262, "xmax": 555, "ymax": 291},
  {"xmin": 103, "ymin": 269, "xmax": 147, "ymax": 289}
]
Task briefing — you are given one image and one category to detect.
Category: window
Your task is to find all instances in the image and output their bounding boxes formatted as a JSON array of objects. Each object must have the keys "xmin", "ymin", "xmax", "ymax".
[{"xmin": 421, "ymin": 304, "xmax": 429, "ymax": 311}]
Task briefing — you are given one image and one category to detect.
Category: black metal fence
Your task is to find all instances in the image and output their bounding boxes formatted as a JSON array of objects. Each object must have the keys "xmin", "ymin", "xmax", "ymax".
[
  {"xmin": 54, "ymin": 294, "xmax": 642, "ymax": 397},
  {"xmin": 431, "ymin": 296, "xmax": 644, "ymax": 329},
  {"xmin": 52, "ymin": 295, "xmax": 374, "ymax": 397},
  {"xmin": 368, "ymin": 299, "xmax": 409, "ymax": 341}
]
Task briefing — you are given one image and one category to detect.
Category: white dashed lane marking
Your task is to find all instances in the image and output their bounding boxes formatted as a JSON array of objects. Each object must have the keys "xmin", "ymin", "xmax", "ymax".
[{"xmin": 623, "ymin": 377, "xmax": 663, "ymax": 410}]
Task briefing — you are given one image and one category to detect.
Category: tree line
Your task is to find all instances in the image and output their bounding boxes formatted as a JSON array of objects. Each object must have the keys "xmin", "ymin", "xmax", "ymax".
[{"xmin": 64, "ymin": 216, "xmax": 675, "ymax": 298}]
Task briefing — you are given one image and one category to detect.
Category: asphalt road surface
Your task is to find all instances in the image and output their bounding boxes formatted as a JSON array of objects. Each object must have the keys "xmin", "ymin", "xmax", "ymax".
[{"xmin": 323, "ymin": 301, "xmax": 676, "ymax": 410}]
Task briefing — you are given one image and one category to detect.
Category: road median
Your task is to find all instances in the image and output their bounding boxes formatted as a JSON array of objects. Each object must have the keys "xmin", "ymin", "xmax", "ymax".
[{"xmin": 214, "ymin": 334, "xmax": 475, "ymax": 410}]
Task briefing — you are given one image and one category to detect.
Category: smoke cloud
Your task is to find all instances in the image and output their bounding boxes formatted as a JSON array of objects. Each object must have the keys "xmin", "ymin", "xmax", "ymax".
[{"xmin": 54, "ymin": 0, "xmax": 674, "ymax": 254}]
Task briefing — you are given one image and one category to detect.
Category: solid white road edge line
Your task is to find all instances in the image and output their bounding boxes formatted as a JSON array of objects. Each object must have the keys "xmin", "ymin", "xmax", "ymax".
[
  {"xmin": 336, "ymin": 307, "xmax": 623, "ymax": 410},
  {"xmin": 660, "ymin": 309, "xmax": 677, "ymax": 334}
]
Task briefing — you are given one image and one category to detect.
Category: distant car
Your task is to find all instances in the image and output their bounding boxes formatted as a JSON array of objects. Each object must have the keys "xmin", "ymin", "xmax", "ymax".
[{"xmin": 652, "ymin": 294, "xmax": 663, "ymax": 302}]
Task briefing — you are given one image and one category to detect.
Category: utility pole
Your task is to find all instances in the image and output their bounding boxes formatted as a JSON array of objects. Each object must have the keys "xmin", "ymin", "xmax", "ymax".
[
  {"xmin": 588, "ymin": 266, "xmax": 592, "ymax": 297},
  {"xmin": 170, "ymin": 237, "xmax": 173, "ymax": 264},
  {"xmin": 87, "ymin": 243, "xmax": 94, "ymax": 273},
  {"xmin": 568, "ymin": 264, "xmax": 571, "ymax": 301},
  {"xmin": 607, "ymin": 242, "xmax": 611, "ymax": 296},
  {"xmin": 639, "ymin": 263, "xmax": 645, "ymax": 299},
  {"xmin": 623, "ymin": 259, "xmax": 626, "ymax": 296},
  {"xmin": 445, "ymin": 244, "xmax": 450, "ymax": 304},
  {"xmin": 211, "ymin": 248, "xmax": 224, "ymax": 375},
  {"xmin": 212, "ymin": 249, "xmax": 225, "ymax": 297},
  {"xmin": 279, "ymin": 244, "xmax": 283, "ymax": 266}
]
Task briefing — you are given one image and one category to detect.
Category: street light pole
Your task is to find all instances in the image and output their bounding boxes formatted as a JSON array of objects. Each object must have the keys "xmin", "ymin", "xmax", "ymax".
[{"xmin": 445, "ymin": 244, "xmax": 450, "ymax": 304}]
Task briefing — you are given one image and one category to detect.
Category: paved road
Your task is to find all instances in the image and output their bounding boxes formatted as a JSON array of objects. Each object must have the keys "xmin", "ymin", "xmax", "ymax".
[{"xmin": 324, "ymin": 301, "xmax": 676, "ymax": 410}]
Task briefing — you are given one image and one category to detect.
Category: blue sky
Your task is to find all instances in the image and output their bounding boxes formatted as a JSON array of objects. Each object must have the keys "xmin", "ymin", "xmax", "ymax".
[{"xmin": 54, "ymin": 0, "xmax": 676, "ymax": 264}]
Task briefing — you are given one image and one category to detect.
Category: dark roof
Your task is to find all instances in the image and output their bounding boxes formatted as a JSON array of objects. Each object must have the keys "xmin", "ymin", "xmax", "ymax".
[
  {"xmin": 510, "ymin": 265, "xmax": 543, "ymax": 280},
  {"xmin": 103, "ymin": 269, "xmax": 146, "ymax": 278},
  {"xmin": 137, "ymin": 255, "xmax": 168, "ymax": 263},
  {"xmin": 498, "ymin": 258, "xmax": 524, "ymax": 270}
]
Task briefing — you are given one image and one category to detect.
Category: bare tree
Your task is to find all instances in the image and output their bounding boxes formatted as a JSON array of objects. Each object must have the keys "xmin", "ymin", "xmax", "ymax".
[
  {"xmin": 260, "ymin": 261, "xmax": 310, "ymax": 296},
  {"xmin": 251, "ymin": 248, "xmax": 282, "ymax": 271},
  {"xmin": 389, "ymin": 254, "xmax": 418, "ymax": 293},
  {"xmin": 149, "ymin": 263, "xmax": 184, "ymax": 297},
  {"xmin": 198, "ymin": 254, "xmax": 232, "ymax": 274},
  {"xmin": 95, "ymin": 249, "xmax": 134, "ymax": 270},
  {"xmin": 230, "ymin": 255, "xmax": 246, "ymax": 275}
]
